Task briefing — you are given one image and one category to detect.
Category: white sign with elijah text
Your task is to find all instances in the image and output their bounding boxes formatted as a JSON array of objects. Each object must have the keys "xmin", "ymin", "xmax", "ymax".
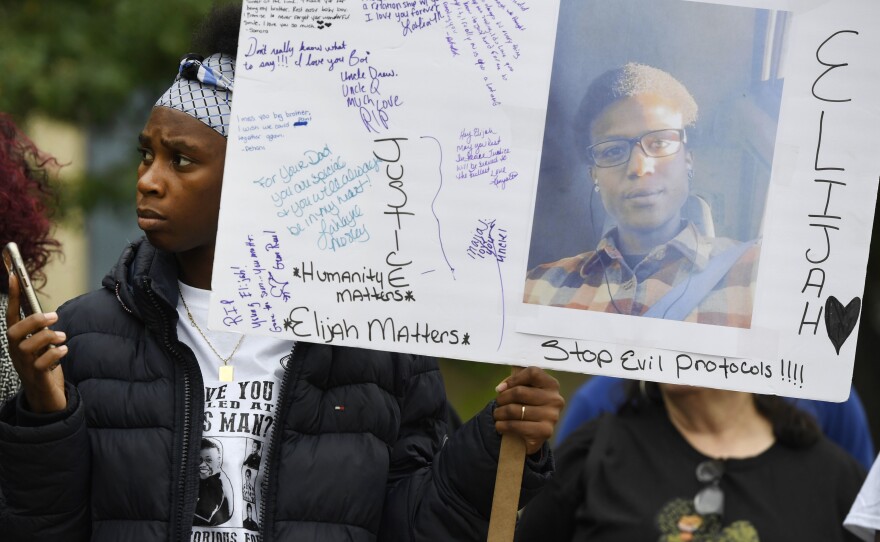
[{"xmin": 211, "ymin": 0, "xmax": 880, "ymax": 401}]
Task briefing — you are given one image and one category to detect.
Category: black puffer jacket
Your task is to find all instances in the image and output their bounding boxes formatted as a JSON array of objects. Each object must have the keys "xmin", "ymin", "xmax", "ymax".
[{"xmin": 0, "ymin": 239, "xmax": 552, "ymax": 541}]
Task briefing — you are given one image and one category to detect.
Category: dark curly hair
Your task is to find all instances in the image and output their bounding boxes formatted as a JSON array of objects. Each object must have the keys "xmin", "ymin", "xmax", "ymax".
[{"xmin": 0, "ymin": 114, "xmax": 62, "ymax": 294}]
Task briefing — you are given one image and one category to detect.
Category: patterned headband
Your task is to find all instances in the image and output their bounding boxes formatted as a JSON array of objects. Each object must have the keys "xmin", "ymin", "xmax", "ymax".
[{"xmin": 155, "ymin": 53, "xmax": 235, "ymax": 138}]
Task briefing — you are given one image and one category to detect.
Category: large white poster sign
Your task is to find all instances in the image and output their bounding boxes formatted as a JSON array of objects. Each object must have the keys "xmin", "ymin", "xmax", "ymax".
[{"xmin": 213, "ymin": 0, "xmax": 880, "ymax": 401}]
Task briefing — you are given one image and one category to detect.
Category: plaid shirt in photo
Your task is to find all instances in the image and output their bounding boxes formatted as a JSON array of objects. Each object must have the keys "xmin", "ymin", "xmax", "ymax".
[{"xmin": 523, "ymin": 223, "xmax": 760, "ymax": 328}]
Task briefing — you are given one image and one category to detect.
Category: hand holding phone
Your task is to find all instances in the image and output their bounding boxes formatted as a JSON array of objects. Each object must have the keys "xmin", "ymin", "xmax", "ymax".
[
  {"xmin": 4, "ymin": 241, "xmax": 68, "ymax": 413},
  {"xmin": 3, "ymin": 242, "xmax": 44, "ymax": 317}
]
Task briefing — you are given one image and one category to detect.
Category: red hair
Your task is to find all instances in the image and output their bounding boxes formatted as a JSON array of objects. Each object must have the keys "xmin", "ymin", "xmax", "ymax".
[{"xmin": 0, "ymin": 113, "xmax": 62, "ymax": 294}]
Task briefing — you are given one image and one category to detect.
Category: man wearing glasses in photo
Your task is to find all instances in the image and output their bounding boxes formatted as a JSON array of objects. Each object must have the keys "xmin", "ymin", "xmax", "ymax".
[{"xmin": 524, "ymin": 63, "xmax": 759, "ymax": 328}]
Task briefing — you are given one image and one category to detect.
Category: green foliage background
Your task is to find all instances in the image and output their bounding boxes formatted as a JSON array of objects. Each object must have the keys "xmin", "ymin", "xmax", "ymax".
[
  {"xmin": 0, "ymin": 0, "xmax": 238, "ymax": 214},
  {"xmin": 0, "ymin": 0, "xmax": 219, "ymax": 125}
]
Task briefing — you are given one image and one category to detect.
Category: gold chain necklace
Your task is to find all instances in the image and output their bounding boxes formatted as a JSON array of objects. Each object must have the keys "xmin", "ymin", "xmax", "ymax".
[{"xmin": 178, "ymin": 284, "xmax": 244, "ymax": 382}]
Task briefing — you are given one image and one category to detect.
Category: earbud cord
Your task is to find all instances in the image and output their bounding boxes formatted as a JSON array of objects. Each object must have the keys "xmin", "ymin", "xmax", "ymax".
[{"xmin": 589, "ymin": 186, "xmax": 626, "ymax": 315}]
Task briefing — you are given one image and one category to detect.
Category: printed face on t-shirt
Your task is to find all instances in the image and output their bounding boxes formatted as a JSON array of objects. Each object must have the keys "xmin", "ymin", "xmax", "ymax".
[{"xmin": 199, "ymin": 447, "xmax": 222, "ymax": 479}]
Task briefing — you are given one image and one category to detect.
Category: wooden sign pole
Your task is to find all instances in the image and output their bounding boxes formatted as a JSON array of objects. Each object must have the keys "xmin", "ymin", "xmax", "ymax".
[{"xmin": 487, "ymin": 367, "xmax": 527, "ymax": 542}]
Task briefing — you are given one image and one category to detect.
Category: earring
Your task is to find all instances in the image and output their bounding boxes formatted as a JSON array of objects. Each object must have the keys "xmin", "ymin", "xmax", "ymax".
[
  {"xmin": 594, "ymin": 183, "xmax": 600, "ymax": 193},
  {"xmin": 687, "ymin": 168, "xmax": 694, "ymax": 182}
]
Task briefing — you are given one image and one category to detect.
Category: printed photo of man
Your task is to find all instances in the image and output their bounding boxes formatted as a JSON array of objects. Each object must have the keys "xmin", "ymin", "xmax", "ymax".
[
  {"xmin": 244, "ymin": 439, "xmax": 262, "ymax": 471},
  {"xmin": 242, "ymin": 468, "xmax": 256, "ymax": 503},
  {"xmin": 243, "ymin": 502, "xmax": 260, "ymax": 532},
  {"xmin": 193, "ymin": 438, "xmax": 235, "ymax": 526},
  {"xmin": 524, "ymin": 0, "xmax": 782, "ymax": 330}
]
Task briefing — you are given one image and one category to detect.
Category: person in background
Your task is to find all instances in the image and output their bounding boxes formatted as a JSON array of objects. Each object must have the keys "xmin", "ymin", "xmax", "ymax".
[
  {"xmin": 558, "ymin": 376, "xmax": 875, "ymax": 469},
  {"xmin": 845, "ymin": 453, "xmax": 880, "ymax": 541},
  {"xmin": 517, "ymin": 381, "xmax": 865, "ymax": 541},
  {"xmin": 0, "ymin": 113, "xmax": 61, "ymax": 403},
  {"xmin": 0, "ymin": 5, "xmax": 564, "ymax": 541}
]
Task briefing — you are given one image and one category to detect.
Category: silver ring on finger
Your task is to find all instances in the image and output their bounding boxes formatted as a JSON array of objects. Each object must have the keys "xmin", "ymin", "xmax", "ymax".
[{"xmin": 521, "ymin": 404, "xmax": 526, "ymax": 421}]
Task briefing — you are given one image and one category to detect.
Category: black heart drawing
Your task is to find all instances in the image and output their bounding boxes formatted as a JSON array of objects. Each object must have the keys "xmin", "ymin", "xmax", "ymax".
[{"xmin": 824, "ymin": 296, "xmax": 861, "ymax": 355}]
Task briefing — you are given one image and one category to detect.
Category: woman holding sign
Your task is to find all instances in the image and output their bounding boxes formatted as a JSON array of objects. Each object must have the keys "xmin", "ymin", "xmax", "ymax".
[
  {"xmin": 0, "ymin": 5, "xmax": 564, "ymax": 541},
  {"xmin": 524, "ymin": 63, "xmax": 759, "ymax": 328}
]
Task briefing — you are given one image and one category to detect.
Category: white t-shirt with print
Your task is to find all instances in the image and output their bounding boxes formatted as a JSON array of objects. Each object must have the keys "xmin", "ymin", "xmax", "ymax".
[
  {"xmin": 176, "ymin": 282, "xmax": 294, "ymax": 541},
  {"xmin": 845, "ymin": 453, "xmax": 880, "ymax": 541}
]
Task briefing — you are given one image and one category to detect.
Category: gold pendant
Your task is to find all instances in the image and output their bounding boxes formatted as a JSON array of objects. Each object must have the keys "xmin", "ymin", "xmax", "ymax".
[{"xmin": 219, "ymin": 365, "xmax": 234, "ymax": 382}]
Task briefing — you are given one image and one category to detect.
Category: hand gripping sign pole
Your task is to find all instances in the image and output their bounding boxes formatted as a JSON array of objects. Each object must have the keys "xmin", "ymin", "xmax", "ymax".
[{"xmin": 487, "ymin": 367, "xmax": 526, "ymax": 542}]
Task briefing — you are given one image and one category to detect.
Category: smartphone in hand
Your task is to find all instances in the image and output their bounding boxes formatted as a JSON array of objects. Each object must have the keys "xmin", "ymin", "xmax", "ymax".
[{"xmin": 3, "ymin": 241, "xmax": 44, "ymax": 317}]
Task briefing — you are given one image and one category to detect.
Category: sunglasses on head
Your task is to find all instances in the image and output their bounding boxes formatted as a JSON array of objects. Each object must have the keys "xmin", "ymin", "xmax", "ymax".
[{"xmin": 693, "ymin": 459, "xmax": 724, "ymax": 517}]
